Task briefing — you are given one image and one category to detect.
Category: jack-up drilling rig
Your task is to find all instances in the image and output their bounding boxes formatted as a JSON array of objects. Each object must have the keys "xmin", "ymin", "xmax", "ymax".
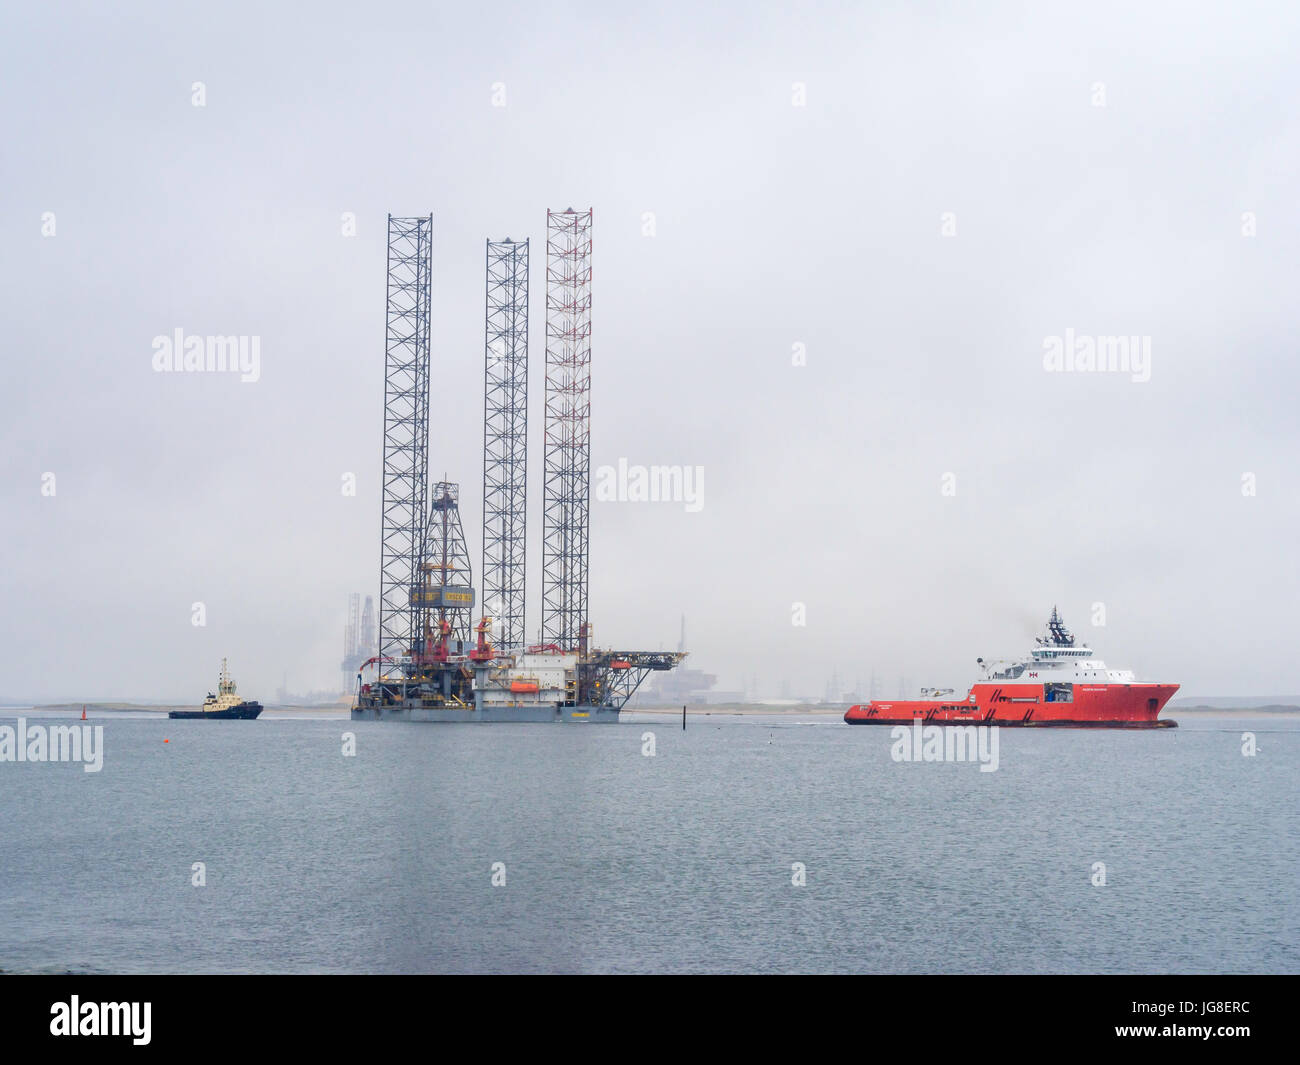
[{"xmin": 352, "ymin": 211, "xmax": 683, "ymax": 722}]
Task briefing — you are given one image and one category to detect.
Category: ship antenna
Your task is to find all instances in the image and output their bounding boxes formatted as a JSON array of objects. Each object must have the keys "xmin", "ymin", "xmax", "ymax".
[{"xmin": 1046, "ymin": 606, "xmax": 1075, "ymax": 647}]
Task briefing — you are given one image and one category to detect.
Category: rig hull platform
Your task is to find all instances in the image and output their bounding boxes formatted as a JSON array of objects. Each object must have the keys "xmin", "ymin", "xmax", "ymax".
[
  {"xmin": 349, "ymin": 645, "xmax": 683, "ymax": 724},
  {"xmin": 350, "ymin": 703, "xmax": 620, "ymax": 723}
]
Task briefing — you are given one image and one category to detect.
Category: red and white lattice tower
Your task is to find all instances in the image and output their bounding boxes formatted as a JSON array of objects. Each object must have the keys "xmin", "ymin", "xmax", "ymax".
[{"xmin": 540, "ymin": 209, "xmax": 592, "ymax": 650}]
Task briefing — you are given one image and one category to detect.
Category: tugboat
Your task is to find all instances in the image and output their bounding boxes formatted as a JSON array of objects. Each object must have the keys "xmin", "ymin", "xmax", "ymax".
[
  {"xmin": 169, "ymin": 658, "xmax": 263, "ymax": 719},
  {"xmin": 844, "ymin": 607, "xmax": 1178, "ymax": 728}
]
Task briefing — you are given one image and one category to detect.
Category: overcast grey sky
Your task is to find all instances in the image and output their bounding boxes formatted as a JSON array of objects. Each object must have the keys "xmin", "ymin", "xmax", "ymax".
[{"xmin": 2, "ymin": 1, "xmax": 1297, "ymax": 701}]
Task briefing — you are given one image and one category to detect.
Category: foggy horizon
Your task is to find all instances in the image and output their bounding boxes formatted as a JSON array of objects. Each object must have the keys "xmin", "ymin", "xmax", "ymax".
[{"xmin": 4, "ymin": 2, "xmax": 1298, "ymax": 703}]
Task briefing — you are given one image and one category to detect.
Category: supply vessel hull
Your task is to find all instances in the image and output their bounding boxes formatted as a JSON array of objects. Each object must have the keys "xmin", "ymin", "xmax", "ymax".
[{"xmin": 844, "ymin": 682, "xmax": 1178, "ymax": 727}]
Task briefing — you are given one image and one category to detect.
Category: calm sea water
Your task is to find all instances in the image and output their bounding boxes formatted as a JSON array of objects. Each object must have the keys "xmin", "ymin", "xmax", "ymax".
[{"xmin": 0, "ymin": 710, "xmax": 1295, "ymax": 974}]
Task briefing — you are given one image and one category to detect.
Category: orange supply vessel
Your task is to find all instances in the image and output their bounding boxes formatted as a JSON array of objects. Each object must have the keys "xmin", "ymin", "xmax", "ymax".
[{"xmin": 844, "ymin": 607, "xmax": 1178, "ymax": 729}]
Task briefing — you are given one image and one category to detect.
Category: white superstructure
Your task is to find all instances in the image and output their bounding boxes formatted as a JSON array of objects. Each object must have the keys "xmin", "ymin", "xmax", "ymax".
[
  {"xmin": 201, "ymin": 658, "xmax": 248, "ymax": 712},
  {"xmin": 478, "ymin": 651, "xmax": 579, "ymax": 707},
  {"xmin": 980, "ymin": 608, "xmax": 1137, "ymax": 685}
]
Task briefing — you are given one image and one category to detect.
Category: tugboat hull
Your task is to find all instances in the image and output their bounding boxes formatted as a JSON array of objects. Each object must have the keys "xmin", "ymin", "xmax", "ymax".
[{"xmin": 169, "ymin": 702, "xmax": 263, "ymax": 720}]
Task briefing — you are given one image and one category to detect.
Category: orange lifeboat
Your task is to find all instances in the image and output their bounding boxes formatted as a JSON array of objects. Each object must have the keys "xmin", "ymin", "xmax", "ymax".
[{"xmin": 510, "ymin": 680, "xmax": 540, "ymax": 693}]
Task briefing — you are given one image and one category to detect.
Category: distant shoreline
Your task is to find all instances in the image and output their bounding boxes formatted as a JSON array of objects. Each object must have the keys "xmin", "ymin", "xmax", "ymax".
[
  {"xmin": 7, "ymin": 702, "xmax": 351, "ymax": 715},
  {"xmin": 5, "ymin": 701, "xmax": 1298, "ymax": 719},
  {"xmin": 622, "ymin": 704, "xmax": 1300, "ymax": 717}
]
